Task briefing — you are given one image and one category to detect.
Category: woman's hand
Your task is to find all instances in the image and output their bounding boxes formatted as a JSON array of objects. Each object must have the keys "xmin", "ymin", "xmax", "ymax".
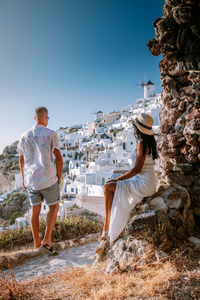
[{"xmin": 105, "ymin": 178, "xmax": 118, "ymax": 185}]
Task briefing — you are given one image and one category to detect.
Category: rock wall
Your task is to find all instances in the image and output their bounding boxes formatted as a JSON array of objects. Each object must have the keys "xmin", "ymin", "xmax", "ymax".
[{"xmin": 147, "ymin": 0, "xmax": 200, "ymax": 232}]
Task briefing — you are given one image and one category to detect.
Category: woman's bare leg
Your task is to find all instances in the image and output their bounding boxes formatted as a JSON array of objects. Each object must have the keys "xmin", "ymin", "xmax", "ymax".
[
  {"xmin": 104, "ymin": 182, "xmax": 117, "ymax": 232},
  {"xmin": 95, "ymin": 182, "xmax": 117, "ymax": 252}
]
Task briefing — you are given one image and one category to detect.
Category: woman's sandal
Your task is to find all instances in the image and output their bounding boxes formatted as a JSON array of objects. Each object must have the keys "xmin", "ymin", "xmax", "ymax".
[
  {"xmin": 95, "ymin": 235, "xmax": 110, "ymax": 254},
  {"xmin": 42, "ymin": 243, "xmax": 59, "ymax": 256},
  {"xmin": 98, "ymin": 230, "xmax": 109, "ymax": 242}
]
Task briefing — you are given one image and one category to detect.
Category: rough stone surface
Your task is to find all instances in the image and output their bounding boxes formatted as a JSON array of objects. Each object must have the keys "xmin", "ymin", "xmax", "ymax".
[
  {"xmin": 150, "ymin": 197, "xmax": 168, "ymax": 211},
  {"xmin": 147, "ymin": 0, "xmax": 200, "ymax": 235},
  {"xmin": 188, "ymin": 236, "xmax": 200, "ymax": 246},
  {"xmin": 99, "ymin": 183, "xmax": 195, "ymax": 270},
  {"xmin": 125, "ymin": 211, "xmax": 157, "ymax": 241},
  {"xmin": 105, "ymin": 237, "xmax": 153, "ymax": 273},
  {"xmin": 128, "ymin": 185, "xmax": 192, "ymax": 243},
  {"xmin": 155, "ymin": 250, "xmax": 168, "ymax": 261}
]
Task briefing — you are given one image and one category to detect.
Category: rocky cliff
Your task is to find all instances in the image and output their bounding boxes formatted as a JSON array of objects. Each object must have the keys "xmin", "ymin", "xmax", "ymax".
[
  {"xmin": 0, "ymin": 141, "xmax": 19, "ymax": 194},
  {"xmin": 0, "ymin": 141, "xmax": 29, "ymax": 222},
  {"xmin": 0, "ymin": 190, "xmax": 29, "ymax": 221}
]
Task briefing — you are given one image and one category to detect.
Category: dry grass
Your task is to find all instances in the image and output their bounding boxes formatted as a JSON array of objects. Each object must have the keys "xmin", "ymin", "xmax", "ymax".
[
  {"xmin": 0, "ymin": 215, "xmax": 103, "ymax": 252},
  {"xmin": 0, "ymin": 270, "xmax": 25, "ymax": 300},
  {"xmin": 0, "ymin": 242, "xmax": 200, "ymax": 299}
]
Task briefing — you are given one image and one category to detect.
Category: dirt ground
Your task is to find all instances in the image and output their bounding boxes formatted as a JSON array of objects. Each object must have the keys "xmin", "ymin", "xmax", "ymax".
[{"xmin": 1, "ymin": 241, "xmax": 200, "ymax": 299}]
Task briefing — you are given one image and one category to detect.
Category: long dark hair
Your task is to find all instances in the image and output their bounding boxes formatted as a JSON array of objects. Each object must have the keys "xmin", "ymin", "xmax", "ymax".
[{"xmin": 133, "ymin": 123, "xmax": 158, "ymax": 160}]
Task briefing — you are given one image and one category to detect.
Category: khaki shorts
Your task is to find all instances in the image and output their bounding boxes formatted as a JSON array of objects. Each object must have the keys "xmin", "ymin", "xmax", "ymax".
[{"xmin": 27, "ymin": 181, "xmax": 60, "ymax": 207}]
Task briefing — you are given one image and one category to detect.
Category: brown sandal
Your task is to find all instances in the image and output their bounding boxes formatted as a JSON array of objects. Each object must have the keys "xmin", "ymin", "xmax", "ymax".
[{"xmin": 42, "ymin": 243, "xmax": 59, "ymax": 256}]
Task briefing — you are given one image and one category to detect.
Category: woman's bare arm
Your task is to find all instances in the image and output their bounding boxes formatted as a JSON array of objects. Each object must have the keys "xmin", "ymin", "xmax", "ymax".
[{"xmin": 112, "ymin": 142, "xmax": 147, "ymax": 182}]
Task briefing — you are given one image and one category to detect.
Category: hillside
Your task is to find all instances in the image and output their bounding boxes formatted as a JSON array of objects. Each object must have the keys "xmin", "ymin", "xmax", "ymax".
[
  {"xmin": 0, "ymin": 141, "xmax": 19, "ymax": 194},
  {"xmin": 0, "ymin": 191, "xmax": 29, "ymax": 224}
]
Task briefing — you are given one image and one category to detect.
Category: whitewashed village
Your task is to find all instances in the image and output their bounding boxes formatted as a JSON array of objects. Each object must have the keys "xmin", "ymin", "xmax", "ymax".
[{"xmin": 0, "ymin": 81, "xmax": 161, "ymax": 231}]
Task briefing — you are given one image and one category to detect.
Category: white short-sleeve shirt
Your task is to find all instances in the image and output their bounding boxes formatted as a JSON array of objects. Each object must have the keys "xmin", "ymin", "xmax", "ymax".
[{"xmin": 17, "ymin": 125, "xmax": 60, "ymax": 190}]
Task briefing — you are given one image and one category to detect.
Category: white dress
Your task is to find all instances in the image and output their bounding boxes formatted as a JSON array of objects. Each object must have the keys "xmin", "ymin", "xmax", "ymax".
[{"xmin": 108, "ymin": 151, "xmax": 157, "ymax": 244}]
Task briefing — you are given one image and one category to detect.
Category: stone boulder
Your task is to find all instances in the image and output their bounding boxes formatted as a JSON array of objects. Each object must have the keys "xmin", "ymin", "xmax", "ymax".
[
  {"xmin": 99, "ymin": 184, "xmax": 194, "ymax": 273},
  {"xmin": 126, "ymin": 184, "xmax": 192, "ymax": 244}
]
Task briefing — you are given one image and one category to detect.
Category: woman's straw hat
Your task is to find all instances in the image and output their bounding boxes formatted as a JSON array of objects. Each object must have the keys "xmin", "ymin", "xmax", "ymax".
[{"xmin": 133, "ymin": 113, "xmax": 154, "ymax": 135}]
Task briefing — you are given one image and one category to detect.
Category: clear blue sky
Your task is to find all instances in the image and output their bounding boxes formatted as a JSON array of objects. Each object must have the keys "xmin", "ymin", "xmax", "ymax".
[{"xmin": 0, "ymin": 0, "xmax": 164, "ymax": 153}]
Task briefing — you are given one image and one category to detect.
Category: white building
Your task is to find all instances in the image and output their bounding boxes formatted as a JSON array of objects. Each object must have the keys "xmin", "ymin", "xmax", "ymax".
[
  {"xmin": 15, "ymin": 173, "xmax": 22, "ymax": 189},
  {"xmin": 86, "ymin": 184, "xmax": 104, "ymax": 197},
  {"xmin": 32, "ymin": 200, "xmax": 78, "ymax": 221},
  {"xmin": 54, "ymin": 81, "xmax": 161, "ymax": 215},
  {"xmin": 94, "ymin": 111, "xmax": 103, "ymax": 123},
  {"xmin": 102, "ymin": 112, "xmax": 121, "ymax": 126},
  {"xmin": 15, "ymin": 217, "xmax": 29, "ymax": 229},
  {"xmin": 144, "ymin": 80, "xmax": 156, "ymax": 98},
  {"xmin": 0, "ymin": 193, "xmax": 9, "ymax": 202}
]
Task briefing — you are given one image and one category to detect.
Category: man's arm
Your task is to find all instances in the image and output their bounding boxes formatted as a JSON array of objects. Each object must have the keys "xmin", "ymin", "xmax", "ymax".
[
  {"xmin": 54, "ymin": 148, "xmax": 63, "ymax": 184},
  {"xmin": 19, "ymin": 154, "xmax": 27, "ymax": 190}
]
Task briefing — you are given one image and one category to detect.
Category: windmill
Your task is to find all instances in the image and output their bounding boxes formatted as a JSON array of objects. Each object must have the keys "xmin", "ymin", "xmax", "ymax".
[{"xmin": 136, "ymin": 73, "xmax": 147, "ymax": 94}]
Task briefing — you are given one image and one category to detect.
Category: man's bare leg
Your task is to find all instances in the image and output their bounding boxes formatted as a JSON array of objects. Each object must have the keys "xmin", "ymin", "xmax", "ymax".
[
  {"xmin": 31, "ymin": 204, "xmax": 42, "ymax": 249},
  {"xmin": 42, "ymin": 203, "xmax": 59, "ymax": 246},
  {"xmin": 104, "ymin": 182, "xmax": 117, "ymax": 232}
]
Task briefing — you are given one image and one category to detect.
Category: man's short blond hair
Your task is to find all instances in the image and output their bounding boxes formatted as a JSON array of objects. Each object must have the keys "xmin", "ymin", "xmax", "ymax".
[{"xmin": 35, "ymin": 106, "xmax": 48, "ymax": 120}]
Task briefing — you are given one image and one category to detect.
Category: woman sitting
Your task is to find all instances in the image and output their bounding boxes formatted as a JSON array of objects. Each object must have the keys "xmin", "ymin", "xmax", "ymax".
[{"xmin": 99, "ymin": 113, "xmax": 158, "ymax": 245}]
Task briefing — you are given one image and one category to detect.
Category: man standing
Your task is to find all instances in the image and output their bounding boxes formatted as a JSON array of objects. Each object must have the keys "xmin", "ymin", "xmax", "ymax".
[{"xmin": 18, "ymin": 107, "xmax": 63, "ymax": 255}]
